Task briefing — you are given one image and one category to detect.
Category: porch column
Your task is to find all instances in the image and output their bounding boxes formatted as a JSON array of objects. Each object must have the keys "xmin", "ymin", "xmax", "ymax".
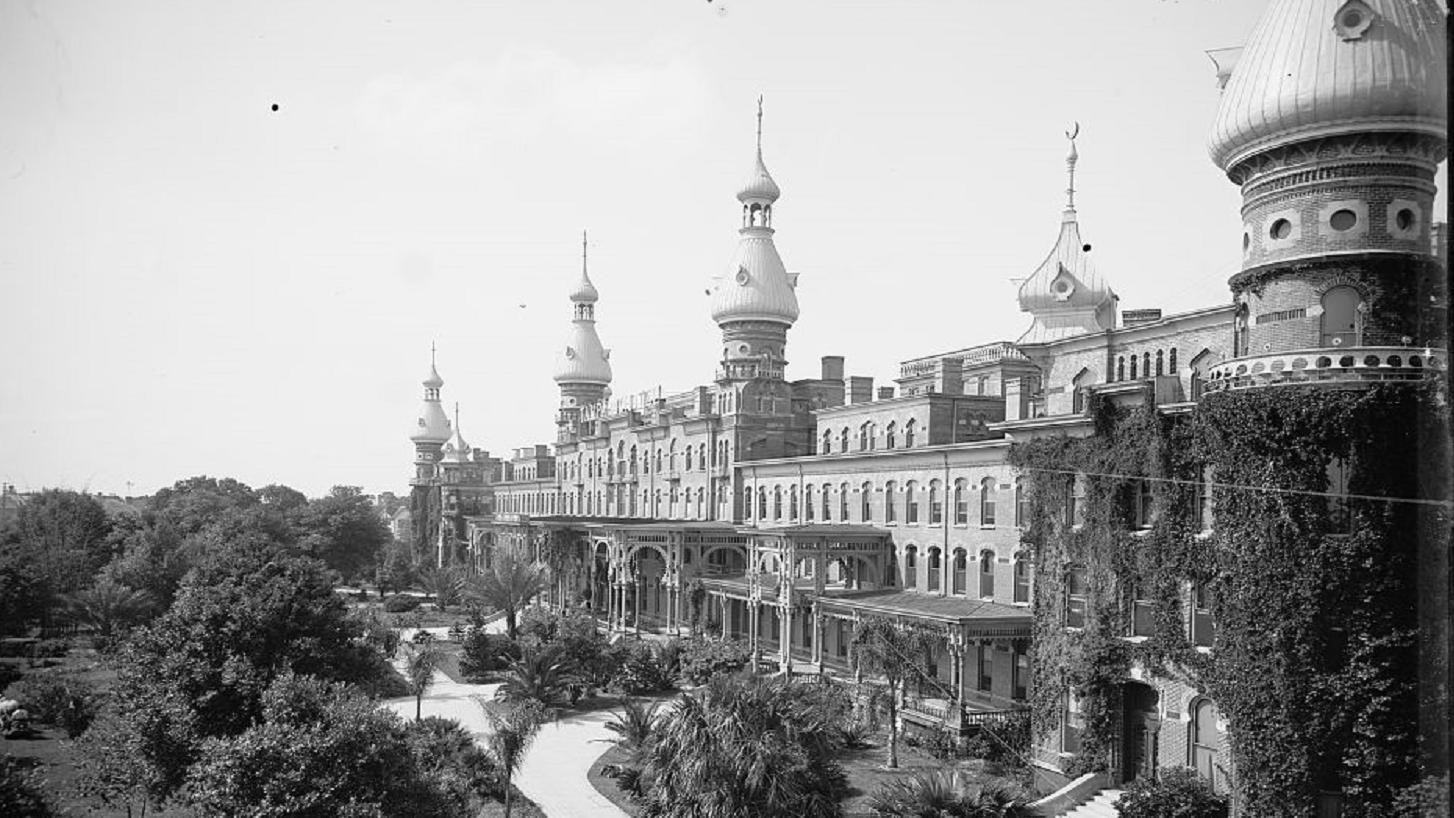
[
  {"xmin": 780, "ymin": 601, "xmax": 793, "ymax": 675},
  {"xmin": 634, "ymin": 577, "xmax": 642, "ymax": 636},
  {"xmin": 748, "ymin": 602, "xmax": 760, "ymax": 663},
  {"xmin": 720, "ymin": 595, "xmax": 730, "ymax": 640},
  {"xmin": 811, "ymin": 606, "xmax": 823, "ymax": 666}
]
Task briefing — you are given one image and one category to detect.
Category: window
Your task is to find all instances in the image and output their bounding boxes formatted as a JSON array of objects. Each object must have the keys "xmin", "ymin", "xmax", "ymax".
[
  {"xmin": 861, "ymin": 482, "xmax": 872, "ymax": 521},
  {"xmin": 1013, "ymin": 552, "xmax": 1031, "ymax": 603},
  {"xmin": 979, "ymin": 550, "xmax": 996, "ymax": 598},
  {"xmin": 885, "ymin": 481, "xmax": 897, "ymax": 523},
  {"xmin": 1015, "ymin": 478, "xmax": 1027, "ymax": 529},
  {"xmin": 954, "ymin": 479, "xmax": 968, "ymax": 524},
  {"xmin": 977, "ymin": 645, "xmax": 993, "ymax": 691},
  {"xmin": 821, "ymin": 430, "xmax": 832, "ymax": 455},
  {"xmin": 859, "ymin": 423, "xmax": 870, "ymax": 451},
  {"xmin": 1327, "ymin": 458, "xmax": 1353, "ymax": 534},
  {"xmin": 1065, "ymin": 564, "xmax": 1088, "ymax": 628},
  {"xmin": 834, "ymin": 482, "xmax": 846, "ymax": 520},
  {"xmin": 1169, "ymin": 348, "xmax": 1178, "ymax": 373},
  {"xmin": 684, "ymin": 447, "xmax": 692, "ymax": 471},
  {"xmin": 840, "ymin": 428, "xmax": 850, "ymax": 452},
  {"xmin": 1065, "ymin": 477, "xmax": 1085, "ymax": 528},
  {"xmin": 885, "ymin": 421, "xmax": 897, "ymax": 449},
  {"xmin": 904, "ymin": 546, "xmax": 917, "ymax": 589},
  {"xmin": 952, "ymin": 550, "xmax": 967, "ymax": 594},
  {"xmin": 1132, "ymin": 479, "xmax": 1154, "ymax": 529},
  {"xmin": 1012, "ymin": 649, "xmax": 1029, "ymax": 700},
  {"xmin": 1116, "ymin": 356, "xmax": 1125, "ymax": 381},
  {"xmin": 699, "ymin": 444, "xmax": 707, "ymax": 470},
  {"xmin": 1156, "ymin": 349, "xmax": 1165, "ymax": 376},
  {"xmin": 906, "ymin": 481, "xmax": 920, "ymax": 524},
  {"xmin": 757, "ymin": 487, "xmax": 767, "ymax": 520},
  {"xmin": 789, "ymin": 485, "xmax": 799, "ymax": 520},
  {"xmin": 1190, "ymin": 699, "xmax": 1222, "ymax": 791},
  {"xmin": 630, "ymin": 446, "xmax": 638, "ymax": 475},
  {"xmin": 904, "ymin": 419, "xmax": 917, "ymax": 447},
  {"xmin": 980, "ymin": 478, "xmax": 997, "ymax": 528},
  {"xmin": 927, "ymin": 547, "xmax": 942, "ymax": 592},
  {"xmin": 1191, "ymin": 583, "xmax": 1215, "ymax": 648},
  {"xmin": 773, "ymin": 486, "xmax": 782, "ymax": 520},
  {"xmin": 805, "ymin": 485, "xmax": 815, "ymax": 521},
  {"xmin": 1063, "ymin": 689, "xmax": 1084, "ymax": 754},
  {"xmin": 656, "ymin": 449, "xmax": 664, "ymax": 473},
  {"xmin": 929, "ymin": 479, "xmax": 943, "ymax": 525},
  {"xmin": 821, "ymin": 483, "xmax": 832, "ymax": 521},
  {"xmin": 1130, "ymin": 583, "xmax": 1155, "ymax": 637},
  {"xmin": 1194, "ymin": 468, "xmax": 1213, "ymax": 532}
]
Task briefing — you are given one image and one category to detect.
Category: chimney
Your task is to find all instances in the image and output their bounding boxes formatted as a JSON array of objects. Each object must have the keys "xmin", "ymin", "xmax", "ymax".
[
  {"xmin": 939, "ymin": 357, "xmax": 964, "ymax": 395},
  {"xmin": 820, "ymin": 356, "xmax": 845, "ymax": 382},
  {"xmin": 878, "ymin": 386, "xmax": 895, "ymax": 400},
  {"xmin": 848, "ymin": 376, "xmax": 874, "ymax": 404}
]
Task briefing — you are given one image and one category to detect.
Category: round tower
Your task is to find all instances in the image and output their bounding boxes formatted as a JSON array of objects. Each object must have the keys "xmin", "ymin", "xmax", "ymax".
[
  {"xmin": 1208, "ymin": 0, "xmax": 1446, "ymax": 360},
  {"xmin": 409, "ymin": 347, "xmax": 452, "ymax": 486},
  {"xmin": 553, "ymin": 232, "xmax": 613, "ymax": 433},
  {"xmin": 708, "ymin": 97, "xmax": 800, "ymax": 386}
]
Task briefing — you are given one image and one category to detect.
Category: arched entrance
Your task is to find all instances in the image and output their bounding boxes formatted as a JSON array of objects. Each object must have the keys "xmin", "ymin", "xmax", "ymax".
[{"xmin": 1121, "ymin": 681, "xmax": 1160, "ymax": 784}]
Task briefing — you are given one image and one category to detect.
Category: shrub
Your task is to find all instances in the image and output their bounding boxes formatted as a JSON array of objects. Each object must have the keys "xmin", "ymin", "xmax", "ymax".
[
  {"xmin": 1, "ymin": 754, "xmax": 57, "ymax": 817},
  {"xmin": 609, "ymin": 642, "xmax": 674, "ymax": 695},
  {"xmin": 677, "ymin": 637, "xmax": 751, "ymax": 685},
  {"xmin": 383, "ymin": 594, "xmax": 421, "ymax": 613},
  {"xmin": 1114, "ymin": 768, "xmax": 1228, "ymax": 818},
  {"xmin": 2, "ymin": 673, "xmax": 98, "ymax": 738},
  {"xmin": 458, "ymin": 630, "xmax": 521, "ymax": 681},
  {"xmin": 871, "ymin": 769, "xmax": 1034, "ymax": 817},
  {"xmin": 32, "ymin": 639, "xmax": 70, "ymax": 659}
]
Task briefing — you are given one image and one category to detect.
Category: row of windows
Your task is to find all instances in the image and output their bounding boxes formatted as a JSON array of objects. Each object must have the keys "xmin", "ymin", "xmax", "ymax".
[
  {"xmin": 565, "ymin": 440, "xmax": 732, "ymax": 483},
  {"xmin": 746, "ymin": 477, "xmax": 1026, "ymax": 528},
  {"xmin": 1061, "ymin": 564, "xmax": 1216, "ymax": 647},
  {"xmin": 899, "ymin": 545, "xmax": 1032, "ymax": 602},
  {"xmin": 821, "ymin": 418, "xmax": 917, "ymax": 454},
  {"xmin": 1110, "ymin": 348, "xmax": 1179, "ymax": 383}
]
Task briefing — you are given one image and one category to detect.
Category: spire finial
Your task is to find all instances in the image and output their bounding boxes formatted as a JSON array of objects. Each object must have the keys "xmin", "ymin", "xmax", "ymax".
[
  {"xmin": 454, "ymin": 401, "xmax": 460, "ymax": 428},
  {"xmin": 1064, "ymin": 121, "xmax": 1080, "ymax": 211},
  {"xmin": 582, "ymin": 229, "xmax": 588, "ymax": 276},
  {"xmin": 755, "ymin": 95, "xmax": 764, "ymax": 157},
  {"xmin": 431, "ymin": 340, "xmax": 437, "ymax": 367}
]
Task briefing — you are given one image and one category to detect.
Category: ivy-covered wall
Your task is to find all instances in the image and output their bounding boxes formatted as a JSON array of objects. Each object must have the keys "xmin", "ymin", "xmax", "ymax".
[{"xmin": 1011, "ymin": 380, "xmax": 1448, "ymax": 818}]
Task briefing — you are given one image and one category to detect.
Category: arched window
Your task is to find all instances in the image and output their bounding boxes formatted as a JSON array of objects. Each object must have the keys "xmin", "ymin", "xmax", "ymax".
[
  {"xmin": 696, "ymin": 487, "xmax": 705, "ymax": 518},
  {"xmin": 773, "ymin": 486, "xmax": 782, "ymax": 520},
  {"xmin": 1321, "ymin": 286, "xmax": 1362, "ymax": 347},
  {"xmin": 1155, "ymin": 349, "xmax": 1165, "ymax": 376},
  {"xmin": 904, "ymin": 419, "xmax": 917, "ymax": 447},
  {"xmin": 630, "ymin": 445, "xmax": 638, "ymax": 476},
  {"xmin": 885, "ymin": 421, "xmax": 897, "ymax": 449},
  {"xmin": 1168, "ymin": 348, "xmax": 1178, "ymax": 373},
  {"xmin": 1129, "ymin": 355, "xmax": 1138, "ymax": 380},
  {"xmin": 927, "ymin": 547, "xmax": 942, "ymax": 592},
  {"xmin": 954, "ymin": 478, "xmax": 968, "ymax": 524},
  {"xmin": 699, "ymin": 444, "xmax": 707, "ymax": 470},
  {"xmin": 905, "ymin": 481, "xmax": 920, "ymax": 524},
  {"xmin": 929, "ymin": 479, "xmax": 943, "ymax": 525},
  {"xmin": 1116, "ymin": 356, "xmax": 1125, "ymax": 381},
  {"xmin": 757, "ymin": 487, "xmax": 767, "ymax": 520},
  {"xmin": 840, "ymin": 428, "xmax": 850, "ymax": 452},
  {"xmin": 822, "ymin": 430, "xmax": 832, "ymax": 455},
  {"xmin": 1072, "ymin": 369, "xmax": 1092, "ymax": 414},
  {"xmin": 980, "ymin": 478, "xmax": 997, "ymax": 528},
  {"xmin": 979, "ymin": 549, "xmax": 996, "ymax": 598},
  {"xmin": 805, "ymin": 485, "xmax": 815, "ymax": 521},
  {"xmin": 952, "ymin": 549, "xmax": 967, "ymax": 594},
  {"xmin": 1014, "ymin": 478, "xmax": 1027, "ymax": 528},
  {"xmin": 861, "ymin": 482, "xmax": 872, "ymax": 521},
  {"xmin": 1190, "ymin": 699, "xmax": 1222, "ymax": 792},
  {"xmin": 684, "ymin": 447, "xmax": 692, "ymax": 471},
  {"xmin": 1013, "ymin": 551, "xmax": 1031, "ymax": 603},
  {"xmin": 884, "ymin": 481, "xmax": 897, "ymax": 523},
  {"xmin": 904, "ymin": 545, "xmax": 918, "ymax": 590},
  {"xmin": 839, "ymin": 482, "xmax": 850, "ymax": 520},
  {"xmin": 858, "ymin": 423, "xmax": 870, "ymax": 451},
  {"xmin": 1142, "ymin": 352, "xmax": 1151, "ymax": 378},
  {"xmin": 789, "ymin": 485, "xmax": 799, "ymax": 520},
  {"xmin": 821, "ymin": 483, "xmax": 832, "ymax": 521},
  {"xmin": 656, "ymin": 449, "xmax": 664, "ymax": 474},
  {"xmin": 654, "ymin": 489, "xmax": 663, "ymax": 517}
]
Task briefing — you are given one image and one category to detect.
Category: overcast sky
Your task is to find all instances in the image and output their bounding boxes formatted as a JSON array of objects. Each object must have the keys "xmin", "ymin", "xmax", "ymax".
[{"xmin": 1, "ymin": 0, "xmax": 1446, "ymax": 499}]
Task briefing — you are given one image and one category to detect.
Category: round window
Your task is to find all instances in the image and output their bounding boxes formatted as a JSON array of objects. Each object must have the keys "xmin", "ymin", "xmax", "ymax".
[
  {"xmin": 1329, "ymin": 209, "xmax": 1357, "ymax": 231},
  {"xmin": 1341, "ymin": 10, "xmax": 1362, "ymax": 28},
  {"xmin": 1396, "ymin": 208, "xmax": 1416, "ymax": 231},
  {"xmin": 1270, "ymin": 218, "xmax": 1292, "ymax": 240}
]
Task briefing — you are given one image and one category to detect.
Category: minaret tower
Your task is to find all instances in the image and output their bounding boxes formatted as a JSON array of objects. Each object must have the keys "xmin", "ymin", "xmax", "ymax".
[
  {"xmin": 409, "ymin": 344, "xmax": 452, "ymax": 486},
  {"xmin": 709, "ymin": 97, "xmax": 801, "ymax": 397},
  {"xmin": 1016, "ymin": 125, "xmax": 1117, "ymax": 344},
  {"xmin": 553, "ymin": 232, "xmax": 613, "ymax": 437},
  {"xmin": 1208, "ymin": 0, "xmax": 1446, "ymax": 358}
]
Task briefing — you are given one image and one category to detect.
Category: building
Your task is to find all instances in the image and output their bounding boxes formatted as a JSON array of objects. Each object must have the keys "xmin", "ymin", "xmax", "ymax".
[{"xmin": 409, "ymin": 2, "xmax": 1447, "ymax": 813}]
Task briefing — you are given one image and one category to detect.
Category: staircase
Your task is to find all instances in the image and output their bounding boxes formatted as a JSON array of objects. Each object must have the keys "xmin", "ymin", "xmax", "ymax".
[{"xmin": 1059, "ymin": 789, "xmax": 1123, "ymax": 817}]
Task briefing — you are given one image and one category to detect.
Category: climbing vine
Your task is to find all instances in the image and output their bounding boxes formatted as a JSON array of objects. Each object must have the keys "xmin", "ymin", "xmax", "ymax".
[{"xmin": 1011, "ymin": 380, "xmax": 1447, "ymax": 817}]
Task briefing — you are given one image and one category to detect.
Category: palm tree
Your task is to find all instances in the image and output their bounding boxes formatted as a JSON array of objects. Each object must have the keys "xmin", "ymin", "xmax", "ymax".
[
  {"xmin": 405, "ymin": 641, "xmax": 440, "ymax": 721},
  {"xmin": 849, "ymin": 616, "xmax": 933, "ymax": 769},
  {"xmin": 463, "ymin": 551, "xmax": 546, "ymax": 640},
  {"xmin": 418, "ymin": 565, "xmax": 464, "ymax": 612},
  {"xmin": 869, "ymin": 769, "xmax": 1035, "ymax": 817},
  {"xmin": 476, "ymin": 698, "xmax": 546, "ymax": 818},
  {"xmin": 65, "ymin": 578, "xmax": 153, "ymax": 641},
  {"xmin": 494, "ymin": 645, "xmax": 568, "ymax": 711},
  {"xmin": 602, "ymin": 697, "xmax": 662, "ymax": 762}
]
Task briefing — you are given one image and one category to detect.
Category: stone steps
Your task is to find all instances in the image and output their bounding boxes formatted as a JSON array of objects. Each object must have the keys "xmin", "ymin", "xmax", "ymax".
[{"xmin": 1058, "ymin": 789, "xmax": 1123, "ymax": 818}]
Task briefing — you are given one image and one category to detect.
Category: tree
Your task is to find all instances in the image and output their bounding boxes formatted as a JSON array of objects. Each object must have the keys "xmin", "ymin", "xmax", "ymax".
[
  {"xmin": 495, "ymin": 645, "xmax": 568, "ymax": 711},
  {"xmin": 256, "ymin": 483, "xmax": 308, "ymax": 513},
  {"xmin": 419, "ymin": 564, "xmax": 464, "ymax": 612},
  {"xmin": 376, "ymin": 541, "xmax": 417, "ymax": 598},
  {"xmin": 464, "ymin": 550, "xmax": 546, "ymax": 640},
  {"xmin": 641, "ymin": 673, "xmax": 851, "ymax": 818},
  {"xmin": 0, "ymin": 753, "xmax": 57, "ymax": 817},
  {"xmin": 294, "ymin": 487, "xmax": 390, "ymax": 582},
  {"xmin": 406, "ymin": 641, "xmax": 440, "ymax": 721},
  {"xmin": 147, "ymin": 476, "xmax": 258, "ymax": 535},
  {"xmin": 850, "ymin": 617, "xmax": 934, "ymax": 769},
  {"xmin": 603, "ymin": 698, "xmax": 662, "ymax": 763},
  {"xmin": 65, "ymin": 578, "xmax": 153, "ymax": 645},
  {"xmin": 476, "ymin": 698, "xmax": 546, "ymax": 818},
  {"xmin": 0, "ymin": 489, "xmax": 116, "ymax": 632}
]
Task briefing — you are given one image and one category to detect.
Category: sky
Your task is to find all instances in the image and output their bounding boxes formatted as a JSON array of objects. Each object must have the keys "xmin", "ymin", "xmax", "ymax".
[{"xmin": 0, "ymin": 0, "xmax": 1446, "ymax": 500}]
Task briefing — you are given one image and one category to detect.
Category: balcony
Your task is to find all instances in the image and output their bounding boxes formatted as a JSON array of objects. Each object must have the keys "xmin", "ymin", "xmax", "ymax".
[
  {"xmin": 1203, "ymin": 346, "xmax": 1446, "ymax": 394},
  {"xmin": 715, "ymin": 363, "xmax": 785, "ymax": 381}
]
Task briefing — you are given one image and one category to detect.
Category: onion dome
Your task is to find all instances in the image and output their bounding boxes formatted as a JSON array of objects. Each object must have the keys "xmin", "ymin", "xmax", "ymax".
[
  {"xmin": 552, "ymin": 235, "xmax": 614, "ymax": 386},
  {"xmin": 709, "ymin": 235, "xmax": 801, "ymax": 325},
  {"xmin": 568, "ymin": 269, "xmax": 599, "ymax": 304},
  {"xmin": 410, "ymin": 350, "xmax": 452, "ymax": 443},
  {"xmin": 1208, "ymin": 0, "xmax": 1447, "ymax": 172},
  {"xmin": 422, "ymin": 362, "xmax": 443, "ymax": 389},
  {"xmin": 737, "ymin": 152, "xmax": 781, "ymax": 204}
]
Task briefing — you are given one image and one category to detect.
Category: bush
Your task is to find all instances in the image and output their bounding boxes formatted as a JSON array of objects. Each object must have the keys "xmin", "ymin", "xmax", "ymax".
[
  {"xmin": 0, "ymin": 664, "xmax": 20, "ymax": 693},
  {"xmin": 457, "ymin": 630, "xmax": 521, "ymax": 681},
  {"xmin": 384, "ymin": 594, "xmax": 421, "ymax": 613},
  {"xmin": 1114, "ymin": 768, "xmax": 1228, "ymax": 818},
  {"xmin": 1, "ymin": 754, "xmax": 58, "ymax": 817},
  {"xmin": 609, "ymin": 642, "xmax": 675, "ymax": 695},
  {"xmin": 677, "ymin": 637, "xmax": 751, "ymax": 685},
  {"xmin": 32, "ymin": 639, "xmax": 70, "ymax": 659},
  {"xmin": 352, "ymin": 608, "xmax": 401, "ymax": 660},
  {"xmin": 2, "ymin": 673, "xmax": 99, "ymax": 738}
]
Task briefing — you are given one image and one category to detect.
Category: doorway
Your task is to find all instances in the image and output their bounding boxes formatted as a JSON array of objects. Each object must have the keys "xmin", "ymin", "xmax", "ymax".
[{"xmin": 1121, "ymin": 681, "xmax": 1160, "ymax": 784}]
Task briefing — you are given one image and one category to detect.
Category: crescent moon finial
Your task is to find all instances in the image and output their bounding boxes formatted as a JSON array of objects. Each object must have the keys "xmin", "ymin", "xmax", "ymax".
[{"xmin": 1066, "ymin": 121, "xmax": 1080, "ymax": 142}]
